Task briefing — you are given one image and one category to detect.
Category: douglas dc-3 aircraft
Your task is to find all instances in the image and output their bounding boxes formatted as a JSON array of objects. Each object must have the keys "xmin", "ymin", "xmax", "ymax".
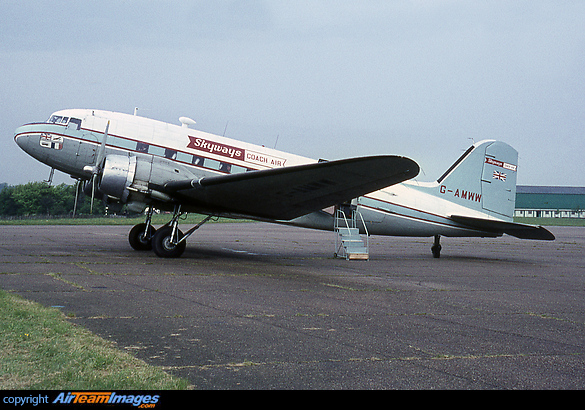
[{"xmin": 14, "ymin": 109, "xmax": 554, "ymax": 258}]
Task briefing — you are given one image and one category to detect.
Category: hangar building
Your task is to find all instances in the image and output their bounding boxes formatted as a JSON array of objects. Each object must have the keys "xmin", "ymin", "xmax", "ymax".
[{"xmin": 514, "ymin": 186, "xmax": 585, "ymax": 219}]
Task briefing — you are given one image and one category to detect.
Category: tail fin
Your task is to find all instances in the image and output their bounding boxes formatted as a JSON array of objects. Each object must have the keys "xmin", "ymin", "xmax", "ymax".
[{"xmin": 436, "ymin": 140, "xmax": 518, "ymax": 221}]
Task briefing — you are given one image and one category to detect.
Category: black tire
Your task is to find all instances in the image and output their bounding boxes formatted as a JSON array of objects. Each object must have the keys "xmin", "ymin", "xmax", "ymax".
[
  {"xmin": 152, "ymin": 226, "xmax": 186, "ymax": 258},
  {"xmin": 431, "ymin": 244, "xmax": 442, "ymax": 259},
  {"xmin": 129, "ymin": 223, "xmax": 156, "ymax": 251}
]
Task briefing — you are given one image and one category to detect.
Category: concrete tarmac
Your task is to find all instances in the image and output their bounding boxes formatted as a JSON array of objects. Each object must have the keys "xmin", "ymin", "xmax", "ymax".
[{"xmin": 1, "ymin": 222, "xmax": 584, "ymax": 389}]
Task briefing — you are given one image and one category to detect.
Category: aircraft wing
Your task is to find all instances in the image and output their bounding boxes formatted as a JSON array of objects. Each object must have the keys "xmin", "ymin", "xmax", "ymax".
[
  {"xmin": 159, "ymin": 156, "xmax": 419, "ymax": 220},
  {"xmin": 449, "ymin": 215, "xmax": 555, "ymax": 240}
]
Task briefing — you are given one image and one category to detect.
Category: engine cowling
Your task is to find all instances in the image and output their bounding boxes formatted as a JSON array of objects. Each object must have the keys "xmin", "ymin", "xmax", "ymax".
[
  {"xmin": 85, "ymin": 153, "xmax": 195, "ymax": 213},
  {"xmin": 98, "ymin": 155, "xmax": 136, "ymax": 202}
]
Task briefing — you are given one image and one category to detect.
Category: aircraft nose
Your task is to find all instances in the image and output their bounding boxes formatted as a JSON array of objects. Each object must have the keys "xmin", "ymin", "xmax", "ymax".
[
  {"xmin": 14, "ymin": 125, "xmax": 37, "ymax": 156},
  {"xmin": 14, "ymin": 126, "xmax": 29, "ymax": 150}
]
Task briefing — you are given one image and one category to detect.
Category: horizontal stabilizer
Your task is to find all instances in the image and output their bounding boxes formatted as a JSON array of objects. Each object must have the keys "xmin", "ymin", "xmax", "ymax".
[
  {"xmin": 450, "ymin": 215, "xmax": 555, "ymax": 240},
  {"xmin": 161, "ymin": 155, "xmax": 419, "ymax": 220}
]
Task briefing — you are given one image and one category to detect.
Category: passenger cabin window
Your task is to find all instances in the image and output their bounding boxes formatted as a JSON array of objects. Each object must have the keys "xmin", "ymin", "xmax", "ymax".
[
  {"xmin": 136, "ymin": 142, "xmax": 149, "ymax": 153},
  {"xmin": 219, "ymin": 162, "xmax": 231, "ymax": 173},
  {"xmin": 192, "ymin": 156, "xmax": 204, "ymax": 167},
  {"xmin": 164, "ymin": 148, "xmax": 177, "ymax": 160}
]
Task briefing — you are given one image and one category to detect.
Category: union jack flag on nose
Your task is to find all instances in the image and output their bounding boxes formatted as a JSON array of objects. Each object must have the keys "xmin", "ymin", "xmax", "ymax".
[{"xmin": 493, "ymin": 170, "xmax": 507, "ymax": 181}]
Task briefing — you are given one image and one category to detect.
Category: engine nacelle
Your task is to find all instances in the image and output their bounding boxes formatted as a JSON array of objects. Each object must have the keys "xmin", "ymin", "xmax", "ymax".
[
  {"xmin": 86, "ymin": 153, "xmax": 197, "ymax": 213},
  {"xmin": 99, "ymin": 155, "xmax": 136, "ymax": 202}
]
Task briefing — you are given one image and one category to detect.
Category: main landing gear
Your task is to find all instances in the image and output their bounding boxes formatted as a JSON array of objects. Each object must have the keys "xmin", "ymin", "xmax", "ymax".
[
  {"xmin": 128, "ymin": 206, "xmax": 214, "ymax": 258},
  {"xmin": 431, "ymin": 234, "xmax": 442, "ymax": 258}
]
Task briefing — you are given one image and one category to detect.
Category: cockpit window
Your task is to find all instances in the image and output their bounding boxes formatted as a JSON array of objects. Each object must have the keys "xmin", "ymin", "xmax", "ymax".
[
  {"xmin": 68, "ymin": 118, "xmax": 82, "ymax": 130},
  {"xmin": 48, "ymin": 115, "xmax": 69, "ymax": 124},
  {"xmin": 47, "ymin": 115, "xmax": 82, "ymax": 130}
]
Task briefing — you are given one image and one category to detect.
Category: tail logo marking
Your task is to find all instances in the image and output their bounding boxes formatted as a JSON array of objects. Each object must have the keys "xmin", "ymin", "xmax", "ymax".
[
  {"xmin": 493, "ymin": 170, "xmax": 507, "ymax": 181},
  {"xmin": 439, "ymin": 185, "xmax": 482, "ymax": 203},
  {"xmin": 485, "ymin": 157, "xmax": 517, "ymax": 172}
]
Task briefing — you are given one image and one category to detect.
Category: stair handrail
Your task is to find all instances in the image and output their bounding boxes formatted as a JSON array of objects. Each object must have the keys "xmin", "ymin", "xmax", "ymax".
[
  {"xmin": 355, "ymin": 208, "xmax": 369, "ymax": 254},
  {"xmin": 334, "ymin": 208, "xmax": 352, "ymax": 257},
  {"xmin": 354, "ymin": 209, "xmax": 369, "ymax": 237},
  {"xmin": 336, "ymin": 208, "xmax": 352, "ymax": 230}
]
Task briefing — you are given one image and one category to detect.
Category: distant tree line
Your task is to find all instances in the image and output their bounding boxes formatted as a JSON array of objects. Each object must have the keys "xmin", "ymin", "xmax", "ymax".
[{"xmin": 0, "ymin": 182, "xmax": 105, "ymax": 217}]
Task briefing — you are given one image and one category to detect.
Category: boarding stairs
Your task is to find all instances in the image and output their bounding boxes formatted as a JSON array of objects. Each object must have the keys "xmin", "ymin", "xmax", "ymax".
[{"xmin": 334, "ymin": 205, "xmax": 369, "ymax": 260}]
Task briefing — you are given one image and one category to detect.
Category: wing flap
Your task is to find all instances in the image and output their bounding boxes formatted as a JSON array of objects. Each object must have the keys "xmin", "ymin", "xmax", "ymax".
[
  {"xmin": 163, "ymin": 155, "xmax": 419, "ymax": 220},
  {"xmin": 450, "ymin": 215, "xmax": 555, "ymax": 240}
]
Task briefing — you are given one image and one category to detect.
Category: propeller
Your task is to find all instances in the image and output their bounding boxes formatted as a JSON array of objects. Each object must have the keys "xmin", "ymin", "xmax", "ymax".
[
  {"xmin": 72, "ymin": 179, "xmax": 80, "ymax": 218},
  {"xmin": 83, "ymin": 121, "xmax": 110, "ymax": 213}
]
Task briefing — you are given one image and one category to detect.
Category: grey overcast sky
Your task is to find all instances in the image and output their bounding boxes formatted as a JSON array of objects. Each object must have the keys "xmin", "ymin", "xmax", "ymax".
[{"xmin": 2, "ymin": 1, "xmax": 584, "ymax": 186}]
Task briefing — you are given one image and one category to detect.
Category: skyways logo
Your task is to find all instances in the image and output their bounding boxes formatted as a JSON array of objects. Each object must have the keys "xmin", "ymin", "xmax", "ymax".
[{"xmin": 53, "ymin": 392, "xmax": 159, "ymax": 407}]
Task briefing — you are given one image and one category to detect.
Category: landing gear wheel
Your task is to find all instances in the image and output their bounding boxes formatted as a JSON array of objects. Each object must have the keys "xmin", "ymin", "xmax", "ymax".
[
  {"xmin": 431, "ymin": 234, "xmax": 441, "ymax": 258},
  {"xmin": 152, "ymin": 226, "xmax": 186, "ymax": 258},
  {"xmin": 129, "ymin": 223, "xmax": 156, "ymax": 251}
]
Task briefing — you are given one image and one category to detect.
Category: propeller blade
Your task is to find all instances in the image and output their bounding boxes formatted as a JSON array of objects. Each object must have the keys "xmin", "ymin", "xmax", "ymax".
[
  {"xmin": 85, "ymin": 121, "xmax": 109, "ymax": 214},
  {"xmin": 95, "ymin": 120, "xmax": 110, "ymax": 172},
  {"xmin": 90, "ymin": 176, "xmax": 96, "ymax": 214},
  {"xmin": 83, "ymin": 121, "xmax": 110, "ymax": 176},
  {"xmin": 73, "ymin": 180, "xmax": 80, "ymax": 218}
]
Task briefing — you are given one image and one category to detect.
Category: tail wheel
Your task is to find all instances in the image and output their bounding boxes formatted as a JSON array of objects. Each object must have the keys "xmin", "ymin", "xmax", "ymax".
[
  {"xmin": 129, "ymin": 223, "xmax": 156, "ymax": 251},
  {"xmin": 152, "ymin": 226, "xmax": 186, "ymax": 258},
  {"xmin": 431, "ymin": 234, "xmax": 441, "ymax": 258}
]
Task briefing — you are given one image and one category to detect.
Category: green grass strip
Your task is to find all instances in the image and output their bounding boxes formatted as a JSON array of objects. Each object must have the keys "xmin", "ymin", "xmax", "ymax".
[{"xmin": 0, "ymin": 290, "xmax": 191, "ymax": 390}]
